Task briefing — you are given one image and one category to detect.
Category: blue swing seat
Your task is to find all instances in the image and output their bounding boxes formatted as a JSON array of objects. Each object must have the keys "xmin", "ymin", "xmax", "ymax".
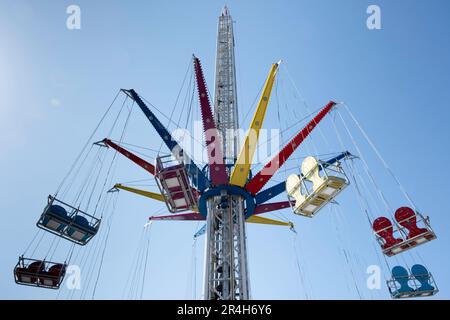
[
  {"xmin": 388, "ymin": 264, "xmax": 438, "ymax": 299},
  {"xmin": 65, "ymin": 215, "xmax": 99, "ymax": 244},
  {"xmin": 41, "ymin": 205, "xmax": 71, "ymax": 232},
  {"xmin": 37, "ymin": 195, "xmax": 101, "ymax": 246}
]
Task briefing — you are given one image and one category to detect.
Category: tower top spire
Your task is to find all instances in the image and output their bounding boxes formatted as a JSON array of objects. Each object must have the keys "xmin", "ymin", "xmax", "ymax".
[{"xmin": 222, "ymin": 5, "xmax": 230, "ymax": 16}]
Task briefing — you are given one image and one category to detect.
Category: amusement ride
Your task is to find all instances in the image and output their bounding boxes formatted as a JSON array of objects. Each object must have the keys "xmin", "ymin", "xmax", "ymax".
[{"xmin": 13, "ymin": 6, "xmax": 438, "ymax": 300}]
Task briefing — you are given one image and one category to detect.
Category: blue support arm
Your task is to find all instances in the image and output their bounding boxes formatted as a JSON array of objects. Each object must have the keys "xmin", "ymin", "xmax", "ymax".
[
  {"xmin": 255, "ymin": 182, "xmax": 286, "ymax": 205},
  {"xmin": 255, "ymin": 151, "xmax": 352, "ymax": 205},
  {"xmin": 194, "ymin": 224, "xmax": 207, "ymax": 239},
  {"xmin": 122, "ymin": 89, "xmax": 210, "ymax": 191},
  {"xmin": 323, "ymin": 151, "xmax": 353, "ymax": 167}
]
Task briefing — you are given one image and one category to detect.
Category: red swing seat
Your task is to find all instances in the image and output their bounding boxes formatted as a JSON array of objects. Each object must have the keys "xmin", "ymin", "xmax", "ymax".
[
  {"xmin": 373, "ymin": 207, "xmax": 436, "ymax": 257},
  {"xmin": 14, "ymin": 257, "xmax": 66, "ymax": 289},
  {"xmin": 155, "ymin": 155, "xmax": 198, "ymax": 213}
]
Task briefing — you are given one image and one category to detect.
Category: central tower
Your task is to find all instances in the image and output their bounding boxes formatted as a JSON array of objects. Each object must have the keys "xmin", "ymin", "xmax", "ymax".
[
  {"xmin": 203, "ymin": 6, "xmax": 250, "ymax": 300},
  {"xmin": 214, "ymin": 5, "xmax": 240, "ymax": 165}
]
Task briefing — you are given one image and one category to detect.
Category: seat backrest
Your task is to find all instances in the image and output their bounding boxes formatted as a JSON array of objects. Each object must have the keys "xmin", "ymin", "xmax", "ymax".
[
  {"xmin": 48, "ymin": 205, "xmax": 68, "ymax": 218},
  {"xmin": 395, "ymin": 207, "xmax": 428, "ymax": 239},
  {"xmin": 73, "ymin": 215, "xmax": 90, "ymax": 228},
  {"xmin": 48, "ymin": 264, "xmax": 66, "ymax": 276},
  {"xmin": 392, "ymin": 266, "xmax": 414, "ymax": 293},
  {"xmin": 286, "ymin": 174, "xmax": 305, "ymax": 205},
  {"xmin": 301, "ymin": 157, "xmax": 325, "ymax": 192},
  {"xmin": 373, "ymin": 217, "xmax": 402, "ymax": 249},
  {"xmin": 28, "ymin": 261, "xmax": 45, "ymax": 273},
  {"xmin": 411, "ymin": 264, "xmax": 434, "ymax": 291}
]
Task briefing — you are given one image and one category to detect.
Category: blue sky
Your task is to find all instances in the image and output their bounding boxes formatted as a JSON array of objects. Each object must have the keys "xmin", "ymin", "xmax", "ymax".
[{"xmin": 1, "ymin": 0, "xmax": 450, "ymax": 300}]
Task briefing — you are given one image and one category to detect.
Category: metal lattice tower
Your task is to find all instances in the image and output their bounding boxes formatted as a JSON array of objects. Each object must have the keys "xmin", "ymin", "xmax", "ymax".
[
  {"xmin": 204, "ymin": 6, "xmax": 250, "ymax": 300},
  {"xmin": 214, "ymin": 5, "xmax": 240, "ymax": 166}
]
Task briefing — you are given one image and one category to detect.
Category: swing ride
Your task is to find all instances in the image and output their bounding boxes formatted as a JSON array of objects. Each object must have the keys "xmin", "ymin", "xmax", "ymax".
[
  {"xmin": 37, "ymin": 195, "xmax": 101, "ymax": 245},
  {"xmin": 14, "ymin": 6, "xmax": 439, "ymax": 300}
]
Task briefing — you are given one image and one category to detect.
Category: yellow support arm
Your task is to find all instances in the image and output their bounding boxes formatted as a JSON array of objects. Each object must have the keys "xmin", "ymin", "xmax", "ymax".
[
  {"xmin": 113, "ymin": 187, "xmax": 291, "ymax": 227},
  {"xmin": 230, "ymin": 61, "xmax": 281, "ymax": 187},
  {"xmin": 246, "ymin": 215, "xmax": 293, "ymax": 227},
  {"xmin": 114, "ymin": 184, "xmax": 165, "ymax": 202}
]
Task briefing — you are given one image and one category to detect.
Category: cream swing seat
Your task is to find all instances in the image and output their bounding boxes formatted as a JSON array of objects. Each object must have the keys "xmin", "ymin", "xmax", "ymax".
[{"xmin": 286, "ymin": 156, "xmax": 349, "ymax": 217}]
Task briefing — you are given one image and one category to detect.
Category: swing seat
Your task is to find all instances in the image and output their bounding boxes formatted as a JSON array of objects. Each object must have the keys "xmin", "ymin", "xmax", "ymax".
[
  {"xmin": 155, "ymin": 155, "xmax": 198, "ymax": 213},
  {"xmin": 15, "ymin": 260, "xmax": 44, "ymax": 284},
  {"xmin": 388, "ymin": 264, "xmax": 438, "ymax": 299},
  {"xmin": 37, "ymin": 196, "xmax": 101, "ymax": 246},
  {"xmin": 286, "ymin": 156, "xmax": 349, "ymax": 217},
  {"xmin": 373, "ymin": 217, "xmax": 404, "ymax": 256},
  {"xmin": 373, "ymin": 207, "xmax": 436, "ymax": 257},
  {"xmin": 14, "ymin": 257, "xmax": 66, "ymax": 289},
  {"xmin": 65, "ymin": 215, "xmax": 99, "ymax": 244},
  {"xmin": 394, "ymin": 207, "xmax": 436, "ymax": 250},
  {"xmin": 41, "ymin": 205, "xmax": 71, "ymax": 232},
  {"xmin": 39, "ymin": 264, "xmax": 66, "ymax": 288},
  {"xmin": 296, "ymin": 176, "xmax": 348, "ymax": 217}
]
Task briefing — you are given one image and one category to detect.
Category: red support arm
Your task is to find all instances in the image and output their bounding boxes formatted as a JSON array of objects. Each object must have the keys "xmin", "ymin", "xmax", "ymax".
[
  {"xmin": 149, "ymin": 212, "xmax": 206, "ymax": 221},
  {"xmin": 193, "ymin": 56, "xmax": 228, "ymax": 185},
  {"xmin": 245, "ymin": 101, "xmax": 336, "ymax": 195},
  {"xmin": 103, "ymin": 138, "xmax": 155, "ymax": 175},
  {"xmin": 253, "ymin": 201, "xmax": 293, "ymax": 215}
]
